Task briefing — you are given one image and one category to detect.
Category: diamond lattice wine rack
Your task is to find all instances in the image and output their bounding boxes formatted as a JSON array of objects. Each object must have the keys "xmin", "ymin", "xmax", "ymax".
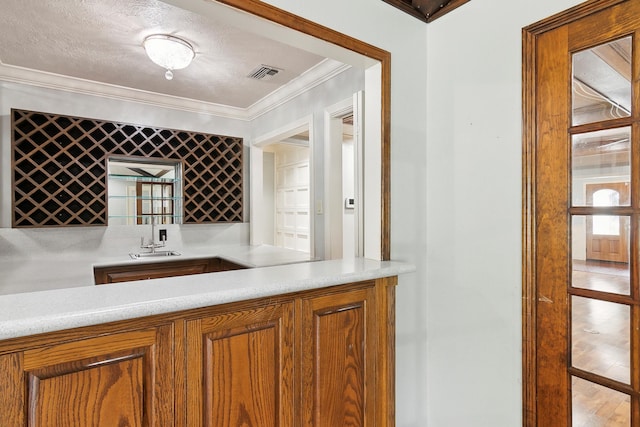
[{"xmin": 12, "ymin": 109, "xmax": 243, "ymax": 227}]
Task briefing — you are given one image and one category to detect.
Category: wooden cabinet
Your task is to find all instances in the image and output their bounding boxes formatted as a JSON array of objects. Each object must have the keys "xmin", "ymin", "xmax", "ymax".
[
  {"xmin": 0, "ymin": 324, "xmax": 174, "ymax": 427},
  {"xmin": 0, "ymin": 276, "xmax": 397, "ymax": 426},
  {"xmin": 186, "ymin": 302, "xmax": 295, "ymax": 426},
  {"xmin": 216, "ymin": 258, "xmax": 247, "ymax": 272},
  {"xmin": 93, "ymin": 257, "xmax": 247, "ymax": 284},
  {"xmin": 301, "ymin": 288, "xmax": 375, "ymax": 427}
]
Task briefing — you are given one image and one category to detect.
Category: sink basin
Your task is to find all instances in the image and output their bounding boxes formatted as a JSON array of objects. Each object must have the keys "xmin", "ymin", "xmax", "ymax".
[{"xmin": 129, "ymin": 251, "xmax": 181, "ymax": 259}]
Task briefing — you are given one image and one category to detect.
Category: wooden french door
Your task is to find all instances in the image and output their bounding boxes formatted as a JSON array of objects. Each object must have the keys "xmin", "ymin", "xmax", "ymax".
[{"xmin": 524, "ymin": 0, "xmax": 640, "ymax": 425}]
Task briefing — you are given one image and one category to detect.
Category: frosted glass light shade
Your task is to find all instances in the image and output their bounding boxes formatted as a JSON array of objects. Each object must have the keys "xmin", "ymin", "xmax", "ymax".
[{"xmin": 143, "ymin": 34, "xmax": 195, "ymax": 72}]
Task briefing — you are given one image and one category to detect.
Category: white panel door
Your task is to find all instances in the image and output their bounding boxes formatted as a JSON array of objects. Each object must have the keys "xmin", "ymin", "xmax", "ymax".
[{"xmin": 275, "ymin": 145, "xmax": 310, "ymax": 253}]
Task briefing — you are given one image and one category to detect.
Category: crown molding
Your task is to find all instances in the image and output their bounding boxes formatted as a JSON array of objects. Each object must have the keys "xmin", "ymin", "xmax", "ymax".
[
  {"xmin": 0, "ymin": 61, "xmax": 246, "ymax": 119},
  {"xmin": 0, "ymin": 58, "xmax": 351, "ymax": 122}
]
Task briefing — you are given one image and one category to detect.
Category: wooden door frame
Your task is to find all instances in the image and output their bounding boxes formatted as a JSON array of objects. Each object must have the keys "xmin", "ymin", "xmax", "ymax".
[
  {"xmin": 522, "ymin": 0, "xmax": 630, "ymax": 425},
  {"xmin": 214, "ymin": 0, "xmax": 392, "ymax": 260}
]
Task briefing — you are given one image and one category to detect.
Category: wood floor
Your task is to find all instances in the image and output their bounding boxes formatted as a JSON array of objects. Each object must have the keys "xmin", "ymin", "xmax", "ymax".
[{"xmin": 571, "ymin": 260, "xmax": 631, "ymax": 426}]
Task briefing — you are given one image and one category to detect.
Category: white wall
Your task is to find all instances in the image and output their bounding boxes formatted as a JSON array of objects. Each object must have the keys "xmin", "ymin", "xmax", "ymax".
[
  {"xmin": 342, "ymin": 136, "xmax": 355, "ymax": 258},
  {"xmin": 425, "ymin": 1, "xmax": 583, "ymax": 426},
  {"xmin": 260, "ymin": 0, "xmax": 429, "ymax": 425},
  {"xmin": 262, "ymin": 152, "xmax": 276, "ymax": 245}
]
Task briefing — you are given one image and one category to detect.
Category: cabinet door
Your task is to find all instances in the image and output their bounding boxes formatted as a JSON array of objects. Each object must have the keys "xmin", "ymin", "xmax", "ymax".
[
  {"xmin": 104, "ymin": 263, "xmax": 209, "ymax": 283},
  {"xmin": 301, "ymin": 287, "xmax": 376, "ymax": 427},
  {"xmin": 94, "ymin": 259, "xmax": 212, "ymax": 284},
  {"xmin": 186, "ymin": 302, "xmax": 295, "ymax": 427},
  {"xmin": 215, "ymin": 258, "xmax": 247, "ymax": 272},
  {"xmin": 0, "ymin": 325, "xmax": 174, "ymax": 427}
]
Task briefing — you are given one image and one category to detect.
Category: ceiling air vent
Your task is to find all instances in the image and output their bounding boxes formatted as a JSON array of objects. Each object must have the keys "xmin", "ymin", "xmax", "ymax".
[{"xmin": 247, "ymin": 65, "xmax": 283, "ymax": 81}]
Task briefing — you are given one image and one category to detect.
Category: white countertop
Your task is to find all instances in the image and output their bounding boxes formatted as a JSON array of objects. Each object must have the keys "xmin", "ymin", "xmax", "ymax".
[
  {"xmin": 0, "ymin": 244, "xmax": 315, "ymax": 295},
  {"xmin": 93, "ymin": 244, "xmax": 317, "ymax": 268},
  {"xmin": 0, "ymin": 257, "xmax": 414, "ymax": 341}
]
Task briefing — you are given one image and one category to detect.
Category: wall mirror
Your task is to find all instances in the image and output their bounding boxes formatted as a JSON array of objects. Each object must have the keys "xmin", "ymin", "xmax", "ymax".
[
  {"xmin": 107, "ymin": 157, "xmax": 183, "ymax": 226},
  {"xmin": 1, "ymin": 0, "xmax": 390, "ymax": 259}
]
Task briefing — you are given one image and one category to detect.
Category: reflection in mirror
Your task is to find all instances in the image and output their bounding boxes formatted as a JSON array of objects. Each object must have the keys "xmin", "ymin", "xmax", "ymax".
[
  {"xmin": 571, "ymin": 127, "xmax": 630, "ymax": 207},
  {"xmin": 107, "ymin": 158, "xmax": 182, "ymax": 225},
  {"xmin": 572, "ymin": 36, "xmax": 631, "ymax": 126}
]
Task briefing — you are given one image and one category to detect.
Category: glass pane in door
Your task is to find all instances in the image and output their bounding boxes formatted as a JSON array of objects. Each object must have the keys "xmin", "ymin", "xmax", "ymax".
[
  {"xmin": 571, "ymin": 216, "xmax": 630, "ymax": 295},
  {"xmin": 572, "ymin": 376, "xmax": 630, "ymax": 426},
  {"xmin": 571, "ymin": 127, "xmax": 631, "ymax": 207},
  {"xmin": 572, "ymin": 36, "xmax": 631, "ymax": 126},
  {"xmin": 571, "ymin": 296, "xmax": 630, "ymax": 384}
]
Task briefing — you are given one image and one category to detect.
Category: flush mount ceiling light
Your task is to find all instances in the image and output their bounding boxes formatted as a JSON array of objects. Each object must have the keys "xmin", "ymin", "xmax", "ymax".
[{"xmin": 143, "ymin": 34, "xmax": 195, "ymax": 80}]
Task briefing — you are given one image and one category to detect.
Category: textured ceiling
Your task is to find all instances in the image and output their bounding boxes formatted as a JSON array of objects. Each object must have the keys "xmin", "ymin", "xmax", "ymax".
[{"xmin": 0, "ymin": 0, "xmax": 326, "ymax": 108}]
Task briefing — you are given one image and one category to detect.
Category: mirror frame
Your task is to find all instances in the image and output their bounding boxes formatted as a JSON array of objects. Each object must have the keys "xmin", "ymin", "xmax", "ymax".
[{"xmin": 216, "ymin": 0, "xmax": 391, "ymax": 260}]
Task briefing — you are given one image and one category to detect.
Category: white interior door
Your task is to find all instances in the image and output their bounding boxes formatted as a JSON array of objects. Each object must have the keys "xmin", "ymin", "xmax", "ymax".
[
  {"xmin": 275, "ymin": 145, "xmax": 310, "ymax": 253},
  {"xmin": 250, "ymin": 116, "xmax": 314, "ymax": 256}
]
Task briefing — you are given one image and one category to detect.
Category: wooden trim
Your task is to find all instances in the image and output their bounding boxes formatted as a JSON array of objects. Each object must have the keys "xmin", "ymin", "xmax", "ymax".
[
  {"xmin": 381, "ymin": 0, "xmax": 471, "ymax": 23},
  {"xmin": 173, "ymin": 319, "xmax": 187, "ymax": 427},
  {"xmin": 215, "ymin": 0, "xmax": 392, "ymax": 260},
  {"xmin": 382, "ymin": 58, "xmax": 392, "ymax": 260},
  {"xmin": 216, "ymin": 0, "xmax": 390, "ymax": 60},
  {"xmin": 521, "ymin": 26, "xmax": 537, "ymax": 427},
  {"xmin": 522, "ymin": 1, "xmax": 631, "ymax": 426},
  {"xmin": 425, "ymin": 0, "xmax": 471, "ymax": 23},
  {"xmin": 376, "ymin": 276, "xmax": 398, "ymax": 427},
  {"xmin": 381, "ymin": 0, "xmax": 428, "ymax": 22},
  {"xmin": 524, "ymin": 0, "xmax": 629, "ymax": 35}
]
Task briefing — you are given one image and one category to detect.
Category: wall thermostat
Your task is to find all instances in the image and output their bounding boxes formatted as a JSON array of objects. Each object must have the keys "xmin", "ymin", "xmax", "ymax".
[{"xmin": 345, "ymin": 198, "xmax": 355, "ymax": 209}]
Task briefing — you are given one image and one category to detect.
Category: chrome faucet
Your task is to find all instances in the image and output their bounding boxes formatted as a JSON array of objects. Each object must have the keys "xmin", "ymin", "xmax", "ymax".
[{"xmin": 140, "ymin": 215, "xmax": 165, "ymax": 253}]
